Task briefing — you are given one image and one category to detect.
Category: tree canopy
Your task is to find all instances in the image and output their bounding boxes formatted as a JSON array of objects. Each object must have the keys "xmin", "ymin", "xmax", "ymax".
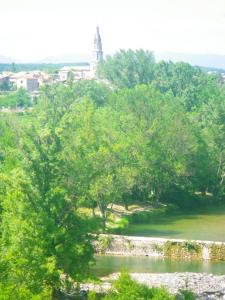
[{"xmin": 0, "ymin": 49, "xmax": 224, "ymax": 298}]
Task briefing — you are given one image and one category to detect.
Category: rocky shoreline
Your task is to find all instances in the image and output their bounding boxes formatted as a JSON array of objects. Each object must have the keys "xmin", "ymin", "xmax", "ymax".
[
  {"xmin": 92, "ymin": 235, "xmax": 225, "ymax": 298},
  {"xmin": 82, "ymin": 272, "xmax": 225, "ymax": 299}
]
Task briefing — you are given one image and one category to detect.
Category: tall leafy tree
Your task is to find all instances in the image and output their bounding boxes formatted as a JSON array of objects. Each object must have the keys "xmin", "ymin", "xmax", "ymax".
[
  {"xmin": 0, "ymin": 87, "xmax": 96, "ymax": 298},
  {"xmin": 98, "ymin": 49, "xmax": 155, "ymax": 89},
  {"xmin": 60, "ymin": 99, "xmax": 138, "ymax": 229}
]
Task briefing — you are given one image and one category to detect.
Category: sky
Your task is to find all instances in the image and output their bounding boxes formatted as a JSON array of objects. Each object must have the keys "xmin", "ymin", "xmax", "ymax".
[{"xmin": 0, "ymin": 0, "xmax": 225, "ymax": 62}]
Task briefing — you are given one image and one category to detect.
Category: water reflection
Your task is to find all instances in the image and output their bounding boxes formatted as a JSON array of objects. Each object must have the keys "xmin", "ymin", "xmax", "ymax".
[{"xmin": 93, "ymin": 255, "xmax": 225, "ymax": 277}]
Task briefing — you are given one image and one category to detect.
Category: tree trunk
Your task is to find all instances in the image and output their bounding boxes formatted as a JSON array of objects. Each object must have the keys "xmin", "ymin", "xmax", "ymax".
[
  {"xmin": 123, "ymin": 198, "xmax": 129, "ymax": 211},
  {"xmin": 98, "ymin": 200, "xmax": 106, "ymax": 232},
  {"xmin": 52, "ymin": 287, "xmax": 61, "ymax": 300},
  {"xmin": 102, "ymin": 216, "xmax": 106, "ymax": 232},
  {"xmin": 91, "ymin": 206, "xmax": 96, "ymax": 217}
]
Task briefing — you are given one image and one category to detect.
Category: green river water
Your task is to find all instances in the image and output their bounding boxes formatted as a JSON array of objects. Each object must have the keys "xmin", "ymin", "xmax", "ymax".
[
  {"xmin": 124, "ymin": 204, "xmax": 225, "ymax": 242},
  {"xmin": 93, "ymin": 204, "xmax": 225, "ymax": 276},
  {"xmin": 93, "ymin": 255, "xmax": 225, "ymax": 276}
]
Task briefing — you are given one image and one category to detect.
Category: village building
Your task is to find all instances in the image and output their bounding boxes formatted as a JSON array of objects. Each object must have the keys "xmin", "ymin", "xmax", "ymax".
[
  {"xmin": 0, "ymin": 74, "xmax": 11, "ymax": 90},
  {"xmin": 16, "ymin": 75, "xmax": 39, "ymax": 92},
  {"xmin": 10, "ymin": 72, "xmax": 39, "ymax": 92},
  {"xmin": 57, "ymin": 65, "xmax": 92, "ymax": 82},
  {"xmin": 0, "ymin": 26, "xmax": 104, "ymax": 92},
  {"xmin": 0, "ymin": 74, "xmax": 10, "ymax": 85},
  {"xmin": 9, "ymin": 71, "xmax": 50, "ymax": 92}
]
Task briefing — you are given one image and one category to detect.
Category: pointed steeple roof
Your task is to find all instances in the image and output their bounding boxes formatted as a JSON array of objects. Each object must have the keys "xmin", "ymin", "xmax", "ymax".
[{"xmin": 94, "ymin": 26, "xmax": 102, "ymax": 51}]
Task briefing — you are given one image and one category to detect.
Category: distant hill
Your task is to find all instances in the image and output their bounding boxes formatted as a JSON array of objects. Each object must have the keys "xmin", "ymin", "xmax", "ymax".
[
  {"xmin": 0, "ymin": 62, "xmax": 90, "ymax": 73},
  {"xmin": 0, "ymin": 53, "xmax": 90, "ymax": 64},
  {"xmin": 1, "ymin": 51, "xmax": 225, "ymax": 72},
  {"xmin": 156, "ymin": 52, "xmax": 225, "ymax": 70}
]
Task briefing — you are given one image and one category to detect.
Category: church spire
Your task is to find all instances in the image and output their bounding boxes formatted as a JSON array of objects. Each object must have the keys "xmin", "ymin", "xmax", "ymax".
[
  {"xmin": 93, "ymin": 26, "xmax": 103, "ymax": 63},
  {"xmin": 90, "ymin": 26, "xmax": 103, "ymax": 77}
]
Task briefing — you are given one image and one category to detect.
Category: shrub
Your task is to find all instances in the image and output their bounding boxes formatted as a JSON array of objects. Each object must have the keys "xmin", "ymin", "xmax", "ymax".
[
  {"xmin": 88, "ymin": 290, "xmax": 104, "ymax": 299},
  {"xmin": 110, "ymin": 217, "xmax": 129, "ymax": 234},
  {"xmin": 177, "ymin": 289, "xmax": 196, "ymax": 300},
  {"xmin": 103, "ymin": 273, "xmax": 175, "ymax": 300},
  {"xmin": 97, "ymin": 235, "xmax": 112, "ymax": 253}
]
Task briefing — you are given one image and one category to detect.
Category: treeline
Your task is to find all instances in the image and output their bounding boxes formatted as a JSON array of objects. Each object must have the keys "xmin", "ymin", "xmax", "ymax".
[
  {"xmin": 0, "ymin": 62, "xmax": 89, "ymax": 73},
  {"xmin": 98, "ymin": 49, "xmax": 225, "ymax": 204},
  {"xmin": 0, "ymin": 49, "xmax": 224, "ymax": 298}
]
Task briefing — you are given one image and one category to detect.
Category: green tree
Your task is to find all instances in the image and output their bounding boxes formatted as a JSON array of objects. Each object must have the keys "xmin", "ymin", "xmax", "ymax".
[
  {"xmin": 66, "ymin": 70, "xmax": 74, "ymax": 84},
  {"xmin": 0, "ymin": 88, "xmax": 31, "ymax": 108},
  {"xmin": 72, "ymin": 80, "xmax": 112, "ymax": 106},
  {"xmin": 60, "ymin": 99, "xmax": 138, "ymax": 229},
  {"xmin": 98, "ymin": 49, "xmax": 155, "ymax": 88},
  {"xmin": 106, "ymin": 84, "xmax": 213, "ymax": 206},
  {"xmin": 0, "ymin": 87, "xmax": 96, "ymax": 298}
]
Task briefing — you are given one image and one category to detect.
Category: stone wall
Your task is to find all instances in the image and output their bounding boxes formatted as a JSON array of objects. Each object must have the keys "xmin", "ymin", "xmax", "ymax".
[{"xmin": 95, "ymin": 234, "xmax": 225, "ymax": 261}]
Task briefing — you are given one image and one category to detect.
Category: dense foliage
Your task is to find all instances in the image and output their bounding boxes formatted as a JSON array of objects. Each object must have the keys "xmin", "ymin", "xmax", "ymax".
[
  {"xmin": 0, "ymin": 49, "xmax": 224, "ymax": 298},
  {"xmin": 0, "ymin": 88, "xmax": 31, "ymax": 108}
]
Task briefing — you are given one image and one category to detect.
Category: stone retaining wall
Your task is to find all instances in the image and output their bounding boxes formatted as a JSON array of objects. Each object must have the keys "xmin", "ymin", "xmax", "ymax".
[{"xmin": 95, "ymin": 234, "xmax": 225, "ymax": 261}]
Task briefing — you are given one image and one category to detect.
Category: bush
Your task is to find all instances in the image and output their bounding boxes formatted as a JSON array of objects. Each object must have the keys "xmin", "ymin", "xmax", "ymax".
[
  {"xmin": 177, "ymin": 289, "xmax": 196, "ymax": 300},
  {"xmin": 98, "ymin": 235, "xmax": 112, "ymax": 253},
  {"xmin": 110, "ymin": 217, "xmax": 129, "ymax": 234},
  {"xmin": 103, "ymin": 273, "xmax": 175, "ymax": 300},
  {"xmin": 127, "ymin": 208, "xmax": 166, "ymax": 224},
  {"xmin": 0, "ymin": 89, "xmax": 31, "ymax": 108},
  {"xmin": 88, "ymin": 290, "xmax": 104, "ymax": 299}
]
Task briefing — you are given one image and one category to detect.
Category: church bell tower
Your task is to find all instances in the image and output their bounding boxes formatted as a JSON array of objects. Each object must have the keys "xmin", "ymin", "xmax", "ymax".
[{"xmin": 91, "ymin": 26, "xmax": 103, "ymax": 75}]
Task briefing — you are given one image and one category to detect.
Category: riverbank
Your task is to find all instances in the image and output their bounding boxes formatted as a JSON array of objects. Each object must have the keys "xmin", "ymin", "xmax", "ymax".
[
  {"xmin": 82, "ymin": 272, "xmax": 225, "ymax": 299},
  {"xmin": 96, "ymin": 235, "xmax": 225, "ymax": 261}
]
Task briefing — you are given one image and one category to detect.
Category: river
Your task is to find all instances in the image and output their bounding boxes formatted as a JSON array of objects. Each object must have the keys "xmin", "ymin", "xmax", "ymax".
[
  {"xmin": 93, "ymin": 204, "xmax": 225, "ymax": 276},
  {"xmin": 93, "ymin": 255, "xmax": 225, "ymax": 277},
  {"xmin": 123, "ymin": 204, "xmax": 225, "ymax": 242}
]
